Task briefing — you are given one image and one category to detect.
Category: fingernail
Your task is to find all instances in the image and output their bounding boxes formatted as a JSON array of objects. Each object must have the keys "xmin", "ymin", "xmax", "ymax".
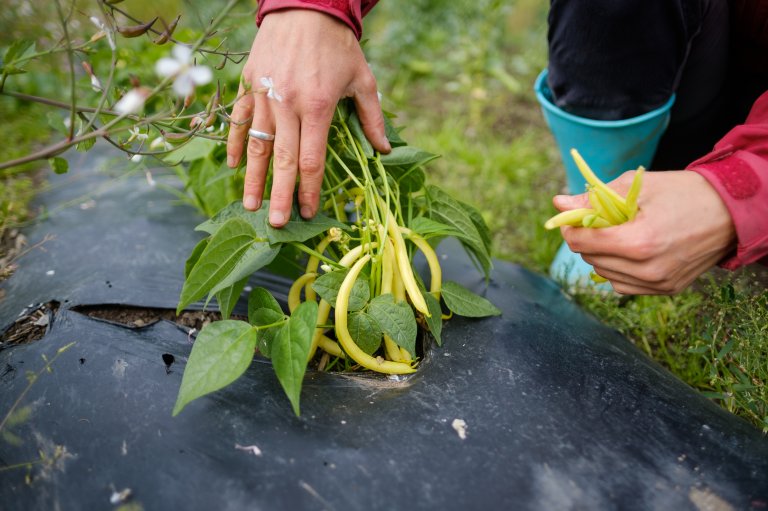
[
  {"xmin": 243, "ymin": 195, "xmax": 259, "ymax": 210},
  {"xmin": 381, "ymin": 137, "xmax": 392, "ymax": 152},
  {"xmin": 269, "ymin": 211, "xmax": 285, "ymax": 226},
  {"xmin": 227, "ymin": 155, "xmax": 236, "ymax": 168},
  {"xmin": 300, "ymin": 206, "xmax": 313, "ymax": 219}
]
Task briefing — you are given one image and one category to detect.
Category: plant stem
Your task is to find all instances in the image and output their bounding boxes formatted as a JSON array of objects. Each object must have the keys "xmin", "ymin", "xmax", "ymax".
[{"xmin": 0, "ymin": 342, "xmax": 76, "ymax": 434}]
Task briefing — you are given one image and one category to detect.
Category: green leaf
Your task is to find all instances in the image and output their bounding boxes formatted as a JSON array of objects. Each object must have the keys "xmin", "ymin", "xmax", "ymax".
[
  {"xmin": 172, "ymin": 320, "xmax": 257, "ymax": 416},
  {"xmin": 177, "ymin": 218, "xmax": 259, "ymax": 313},
  {"xmin": 386, "ymin": 165, "xmax": 426, "ymax": 194},
  {"xmin": 207, "ymin": 240, "xmax": 279, "ymax": 297},
  {"xmin": 76, "ymin": 136, "xmax": 96, "ymax": 153},
  {"xmin": 427, "ymin": 185, "xmax": 492, "ymax": 278},
  {"xmin": 216, "ymin": 278, "xmax": 248, "ymax": 319},
  {"xmin": 272, "ymin": 301, "xmax": 318, "ymax": 416},
  {"xmin": 264, "ymin": 210, "xmax": 346, "ymax": 244},
  {"xmin": 251, "ymin": 308, "xmax": 284, "ymax": 358},
  {"xmin": 383, "ymin": 112, "xmax": 407, "ymax": 147},
  {"xmin": 1, "ymin": 40, "xmax": 34, "ymax": 75},
  {"xmin": 248, "ymin": 287, "xmax": 286, "ymax": 358},
  {"xmin": 48, "ymin": 157, "xmax": 68, "ymax": 175},
  {"xmin": 248, "ymin": 287, "xmax": 283, "ymax": 321},
  {"xmin": 189, "ymin": 158, "xmax": 238, "ymax": 217},
  {"xmin": 163, "ymin": 136, "xmax": 218, "ymax": 164},
  {"xmin": 379, "ymin": 146, "xmax": 438, "ymax": 167},
  {"xmin": 367, "ymin": 294, "xmax": 417, "ymax": 357},
  {"xmin": 4, "ymin": 40, "xmax": 34, "ymax": 64},
  {"xmin": 184, "ymin": 238, "xmax": 209, "ymax": 278},
  {"xmin": 347, "ymin": 312, "xmax": 382, "ymax": 355},
  {"xmin": 441, "ymin": 281, "xmax": 501, "ymax": 318},
  {"xmin": 311, "ymin": 270, "xmax": 370, "ymax": 311},
  {"xmin": 347, "ymin": 108, "xmax": 374, "ymax": 158},
  {"xmin": 423, "ymin": 292, "xmax": 443, "ymax": 346},
  {"xmin": 196, "ymin": 200, "xmax": 270, "ymax": 237},
  {"xmin": 457, "ymin": 199, "xmax": 492, "ymax": 254},
  {"xmin": 408, "ymin": 217, "xmax": 464, "ymax": 239}
]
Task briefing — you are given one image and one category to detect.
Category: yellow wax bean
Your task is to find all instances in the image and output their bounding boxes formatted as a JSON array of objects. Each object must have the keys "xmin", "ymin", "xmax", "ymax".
[
  {"xmin": 335, "ymin": 255, "xmax": 416, "ymax": 374},
  {"xmin": 288, "ymin": 272, "xmax": 317, "ymax": 313},
  {"xmin": 544, "ymin": 208, "xmax": 594, "ymax": 230},
  {"xmin": 385, "ymin": 210, "xmax": 429, "ymax": 316}
]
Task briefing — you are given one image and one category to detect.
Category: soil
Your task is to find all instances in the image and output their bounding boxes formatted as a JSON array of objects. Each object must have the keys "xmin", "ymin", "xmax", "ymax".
[{"xmin": 1, "ymin": 303, "xmax": 246, "ymax": 347}]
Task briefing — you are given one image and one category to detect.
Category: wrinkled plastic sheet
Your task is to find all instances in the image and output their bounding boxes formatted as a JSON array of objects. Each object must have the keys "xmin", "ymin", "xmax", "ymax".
[{"xmin": 1, "ymin": 147, "xmax": 767, "ymax": 510}]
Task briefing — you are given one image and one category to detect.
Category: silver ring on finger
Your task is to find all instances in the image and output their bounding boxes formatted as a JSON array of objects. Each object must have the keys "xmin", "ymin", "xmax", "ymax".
[{"xmin": 248, "ymin": 128, "xmax": 275, "ymax": 142}]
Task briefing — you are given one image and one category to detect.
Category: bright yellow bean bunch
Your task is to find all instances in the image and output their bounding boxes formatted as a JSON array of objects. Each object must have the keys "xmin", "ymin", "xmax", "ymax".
[{"xmin": 545, "ymin": 148, "xmax": 644, "ymax": 231}]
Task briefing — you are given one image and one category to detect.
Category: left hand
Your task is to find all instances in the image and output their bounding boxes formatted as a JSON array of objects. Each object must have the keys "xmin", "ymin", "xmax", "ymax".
[{"xmin": 554, "ymin": 170, "xmax": 737, "ymax": 295}]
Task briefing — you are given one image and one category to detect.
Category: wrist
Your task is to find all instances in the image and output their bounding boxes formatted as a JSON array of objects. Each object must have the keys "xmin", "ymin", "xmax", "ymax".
[{"xmin": 257, "ymin": 0, "xmax": 364, "ymax": 39}]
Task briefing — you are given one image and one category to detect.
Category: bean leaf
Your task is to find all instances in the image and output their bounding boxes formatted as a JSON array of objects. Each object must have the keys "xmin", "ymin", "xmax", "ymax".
[
  {"xmin": 386, "ymin": 165, "xmax": 426, "ymax": 194},
  {"xmin": 456, "ymin": 199, "xmax": 492, "ymax": 255},
  {"xmin": 347, "ymin": 312, "xmax": 382, "ymax": 355},
  {"xmin": 272, "ymin": 301, "xmax": 318, "ymax": 416},
  {"xmin": 196, "ymin": 200, "xmax": 270, "ymax": 237},
  {"xmin": 216, "ymin": 278, "xmax": 248, "ymax": 319},
  {"xmin": 178, "ymin": 218, "xmax": 260, "ymax": 313},
  {"xmin": 367, "ymin": 294, "xmax": 417, "ymax": 357},
  {"xmin": 423, "ymin": 292, "xmax": 443, "ymax": 346},
  {"xmin": 251, "ymin": 308, "xmax": 284, "ymax": 358},
  {"xmin": 184, "ymin": 238, "xmax": 209, "ymax": 278},
  {"xmin": 383, "ymin": 112, "xmax": 407, "ymax": 147},
  {"xmin": 207, "ymin": 241, "xmax": 279, "ymax": 297},
  {"xmin": 312, "ymin": 270, "xmax": 370, "ymax": 311},
  {"xmin": 163, "ymin": 136, "xmax": 218, "ymax": 164},
  {"xmin": 248, "ymin": 287, "xmax": 283, "ymax": 320},
  {"xmin": 441, "ymin": 281, "xmax": 501, "ymax": 318},
  {"xmin": 264, "ymin": 210, "xmax": 346, "ymax": 244},
  {"xmin": 427, "ymin": 185, "xmax": 492, "ymax": 278},
  {"xmin": 347, "ymin": 108, "xmax": 374, "ymax": 158},
  {"xmin": 172, "ymin": 320, "xmax": 257, "ymax": 416},
  {"xmin": 408, "ymin": 217, "xmax": 464, "ymax": 240},
  {"xmin": 380, "ymin": 146, "xmax": 438, "ymax": 168}
]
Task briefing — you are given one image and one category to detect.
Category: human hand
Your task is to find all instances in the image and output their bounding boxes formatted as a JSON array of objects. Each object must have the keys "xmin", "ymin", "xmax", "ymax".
[
  {"xmin": 554, "ymin": 170, "xmax": 737, "ymax": 295},
  {"xmin": 226, "ymin": 9, "xmax": 391, "ymax": 227}
]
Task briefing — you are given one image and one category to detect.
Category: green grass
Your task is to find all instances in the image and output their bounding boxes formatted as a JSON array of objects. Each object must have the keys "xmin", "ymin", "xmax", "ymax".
[{"xmin": 0, "ymin": 98, "xmax": 49, "ymax": 244}]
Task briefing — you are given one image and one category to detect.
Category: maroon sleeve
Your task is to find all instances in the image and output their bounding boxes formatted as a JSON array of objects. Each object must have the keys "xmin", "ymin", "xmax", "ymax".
[
  {"xmin": 686, "ymin": 90, "xmax": 768, "ymax": 269},
  {"xmin": 256, "ymin": 0, "xmax": 379, "ymax": 40}
]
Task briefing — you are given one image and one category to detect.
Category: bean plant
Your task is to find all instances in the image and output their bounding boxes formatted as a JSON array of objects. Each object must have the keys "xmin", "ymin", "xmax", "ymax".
[
  {"xmin": 0, "ymin": 0, "xmax": 500, "ymax": 416},
  {"xmin": 173, "ymin": 100, "xmax": 500, "ymax": 416}
]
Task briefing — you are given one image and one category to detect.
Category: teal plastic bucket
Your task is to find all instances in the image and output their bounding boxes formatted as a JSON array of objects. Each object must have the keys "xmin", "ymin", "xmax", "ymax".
[{"xmin": 534, "ymin": 69, "xmax": 674, "ymax": 194}]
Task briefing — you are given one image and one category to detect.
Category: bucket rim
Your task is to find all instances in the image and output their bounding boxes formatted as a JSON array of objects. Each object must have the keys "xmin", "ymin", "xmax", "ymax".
[{"xmin": 534, "ymin": 69, "xmax": 675, "ymax": 129}]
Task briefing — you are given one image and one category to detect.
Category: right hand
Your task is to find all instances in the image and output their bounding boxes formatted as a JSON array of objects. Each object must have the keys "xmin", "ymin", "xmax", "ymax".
[
  {"xmin": 555, "ymin": 170, "xmax": 736, "ymax": 295},
  {"xmin": 226, "ymin": 9, "xmax": 391, "ymax": 227}
]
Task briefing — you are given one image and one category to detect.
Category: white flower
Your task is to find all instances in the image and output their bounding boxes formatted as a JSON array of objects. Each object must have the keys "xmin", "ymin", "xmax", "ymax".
[
  {"xmin": 90, "ymin": 74, "xmax": 102, "ymax": 92},
  {"xmin": 130, "ymin": 154, "xmax": 143, "ymax": 163},
  {"xmin": 259, "ymin": 76, "xmax": 283, "ymax": 102},
  {"xmin": 89, "ymin": 16, "xmax": 115, "ymax": 50},
  {"xmin": 149, "ymin": 137, "xmax": 172, "ymax": 151},
  {"xmin": 155, "ymin": 45, "xmax": 212, "ymax": 97},
  {"xmin": 114, "ymin": 89, "xmax": 147, "ymax": 115},
  {"xmin": 126, "ymin": 126, "xmax": 148, "ymax": 143}
]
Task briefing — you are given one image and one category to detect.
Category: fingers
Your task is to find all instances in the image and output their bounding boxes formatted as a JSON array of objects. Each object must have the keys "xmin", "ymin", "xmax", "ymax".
[
  {"xmin": 553, "ymin": 192, "xmax": 589, "ymax": 212},
  {"xmin": 268, "ymin": 107, "xmax": 301, "ymax": 227},
  {"xmin": 297, "ymin": 99, "xmax": 335, "ymax": 219},
  {"xmin": 226, "ymin": 83, "xmax": 254, "ymax": 169},
  {"xmin": 352, "ymin": 70, "xmax": 391, "ymax": 154}
]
